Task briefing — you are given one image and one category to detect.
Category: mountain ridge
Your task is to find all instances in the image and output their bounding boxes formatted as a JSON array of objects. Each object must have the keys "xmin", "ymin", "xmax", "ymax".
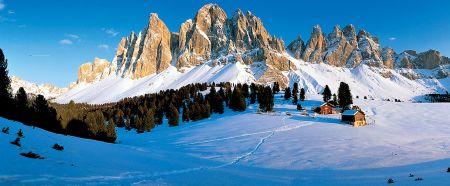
[{"xmin": 55, "ymin": 3, "xmax": 449, "ymax": 103}]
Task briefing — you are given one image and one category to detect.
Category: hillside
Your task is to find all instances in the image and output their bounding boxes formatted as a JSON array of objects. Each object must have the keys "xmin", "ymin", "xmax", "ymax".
[
  {"xmin": 2, "ymin": 94, "xmax": 450, "ymax": 185},
  {"xmin": 56, "ymin": 55, "xmax": 450, "ymax": 104}
]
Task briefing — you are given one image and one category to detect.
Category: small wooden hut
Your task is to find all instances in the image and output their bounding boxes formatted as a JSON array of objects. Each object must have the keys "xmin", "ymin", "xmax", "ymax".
[
  {"xmin": 341, "ymin": 110, "xmax": 367, "ymax": 127},
  {"xmin": 317, "ymin": 102, "xmax": 335, "ymax": 115}
]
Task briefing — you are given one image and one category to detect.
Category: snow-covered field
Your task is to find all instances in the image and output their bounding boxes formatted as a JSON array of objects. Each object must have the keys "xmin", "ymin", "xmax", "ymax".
[{"xmin": 2, "ymin": 94, "xmax": 450, "ymax": 185}]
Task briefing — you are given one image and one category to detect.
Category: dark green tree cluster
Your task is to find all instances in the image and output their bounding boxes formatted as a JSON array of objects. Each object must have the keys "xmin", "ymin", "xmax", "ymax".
[
  {"xmin": 257, "ymin": 86, "xmax": 274, "ymax": 112},
  {"xmin": 229, "ymin": 86, "xmax": 246, "ymax": 111}
]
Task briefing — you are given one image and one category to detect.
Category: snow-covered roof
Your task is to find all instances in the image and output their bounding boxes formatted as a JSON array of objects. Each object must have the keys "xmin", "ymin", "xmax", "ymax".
[
  {"xmin": 342, "ymin": 110, "xmax": 360, "ymax": 116},
  {"xmin": 320, "ymin": 102, "xmax": 335, "ymax": 107}
]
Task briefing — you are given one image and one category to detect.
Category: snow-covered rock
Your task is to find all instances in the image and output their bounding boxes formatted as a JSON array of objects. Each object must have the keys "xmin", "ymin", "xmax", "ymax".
[{"xmin": 10, "ymin": 76, "xmax": 67, "ymax": 99}]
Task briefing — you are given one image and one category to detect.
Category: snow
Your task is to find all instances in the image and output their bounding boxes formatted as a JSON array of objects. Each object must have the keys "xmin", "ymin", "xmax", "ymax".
[
  {"xmin": 10, "ymin": 76, "xmax": 67, "ymax": 99},
  {"xmin": 2, "ymin": 94, "xmax": 450, "ymax": 185},
  {"xmin": 56, "ymin": 63, "xmax": 256, "ymax": 104},
  {"xmin": 57, "ymin": 52, "xmax": 449, "ymax": 104},
  {"xmin": 342, "ymin": 110, "xmax": 359, "ymax": 115}
]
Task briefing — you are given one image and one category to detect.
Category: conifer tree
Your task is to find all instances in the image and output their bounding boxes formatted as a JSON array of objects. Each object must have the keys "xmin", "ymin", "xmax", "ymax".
[
  {"xmin": 167, "ymin": 104, "xmax": 179, "ymax": 126},
  {"xmin": 292, "ymin": 94, "xmax": 298, "ymax": 105},
  {"xmin": 182, "ymin": 104, "xmax": 190, "ymax": 122},
  {"xmin": 229, "ymin": 87, "xmax": 246, "ymax": 111},
  {"xmin": 284, "ymin": 87, "xmax": 291, "ymax": 100},
  {"xmin": 272, "ymin": 82, "xmax": 280, "ymax": 94},
  {"xmin": 300, "ymin": 88, "xmax": 306, "ymax": 101},
  {"xmin": 258, "ymin": 86, "xmax": 274, "ymax": 112},
  {"xmin": 292, "ymin": 83, "xmax": 299, "ymax": 97},
  {"xmin": 338, "ymin": 82, "xmax": 353, "ymax": 108},
  {"xmin": 15, "ymin": 87, "xmax": 28, "ymax": 118},
  {"xmin": 106, "ymin": 118, "xmax": 117, "ymax": 141},
  {"xmin": 322, "ymin": 85, "xmax": 332, "ymax": 102},
  {"xmin": 0, "ymin": 49, "xmax": 13, "ymax": 117},
  {"xmin": 249, "ymin": 83, "xmax": 257, "ymax": 104},
  {"xmin": 242, "ymin": 83, "xmax": 249, "ymax": 98}
]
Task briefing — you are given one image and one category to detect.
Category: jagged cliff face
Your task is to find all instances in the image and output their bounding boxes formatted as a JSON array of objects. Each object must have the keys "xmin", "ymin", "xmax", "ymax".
[
  {"xmin": 73, "ymin": 4, "xmax": 449, "ymax": 87},
  {"xmin": 77, "ymin": 58, "xmax": 110, "ymax": 84},
  {"xmin": 107, "ymin": 14, "xmax": 172, "ymax": 79},
  {"xmin": 74, "ymin": 4, "xmax": 290, "ymax": 86}
]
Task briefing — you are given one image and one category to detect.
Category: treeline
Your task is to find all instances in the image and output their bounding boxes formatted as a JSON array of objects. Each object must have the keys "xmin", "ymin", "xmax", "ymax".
[
  {"xmin": 0, "ymin": 49, "xmax": 116, "ymax": 142},
  {"xmin": 56, "ymin": 82, "xmax": 277, "ymax": 136},
  {"xmin": 1, "ymin": 48, "xmax": 280, "ymax": 143},
  {"xmin": 282, "ymin": 82, "xmax": 354, "ymax": 109}
]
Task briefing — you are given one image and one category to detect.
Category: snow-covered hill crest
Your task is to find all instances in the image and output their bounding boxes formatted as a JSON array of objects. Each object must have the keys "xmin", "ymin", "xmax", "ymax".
[{"xmin": 11, "ymin": 76, "xmax": 67, "ymax": 99}]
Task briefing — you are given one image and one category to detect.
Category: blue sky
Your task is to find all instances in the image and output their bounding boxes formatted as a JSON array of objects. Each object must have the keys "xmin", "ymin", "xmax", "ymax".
[{"xmin": 1, "ymin": 0, "xmax": 450, "ymax": 87}]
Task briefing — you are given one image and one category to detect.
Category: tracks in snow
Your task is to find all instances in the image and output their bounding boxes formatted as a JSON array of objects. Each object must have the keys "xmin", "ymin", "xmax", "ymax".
[{"xmin": 127, "ymin": 115, "xmax": 312, "ymax": 179}]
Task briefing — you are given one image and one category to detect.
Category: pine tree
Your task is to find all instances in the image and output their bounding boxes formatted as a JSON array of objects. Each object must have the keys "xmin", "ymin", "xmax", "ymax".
[
  {"xmin": 15, "ymin": 87, "xmax": 29, "ymax": 119},
  {"xmin": 249, "ymin": 83, "xmax": 257, "ymax": 104},
  {"xmin": 338, "ymin": 82, "xmax": 353, "ymax": 108},
  {"xmin": 229, "ymin": 87, "xmax": 246, "ymax": 111},
  {"xmin": 284, "ymin": 87, "xmax": 291, "ymax": 100},
  {"xmin": 300, "ymin": 88, "xmax": 305, "ymax": 101},
  {"xmin": 242, "ymin": 83, "xmax": 249, "ymax": 98},
  {"xmin": 258, "ymin": 86, "xmax": 274, "ymax": 112},
  {"xmin": 332, "ymin": 93, "xmax": 338, "ymax": 105},
  {"xmin": 167, "ymin": 104, "xmax": 179, "ymax": 126},
  {"xmin": 115, "ymin": 109, "xmax": 125, "ymax": 127},
  {"xmin": 144, "ymin": 107, "xmax": 155, "ymax": 131},
  {"xmin": 292, "ymin": 83, "xmax": 299, "ymax": 97},
  {"xmin": 292, "ymin": 94, "xmax": 298, "ymax": 105},
  {"xmin": 182, "ymin": 104, "xmax": 190, "ymax": 122},
  {"xmin": 322, "ymin": 85, "xmax": 332, "ymax": 102},
  {"xmin": 106, "ymin": 118, "xmax": 117, "ymax": 142},
  {"xmin": 0, "ymin": 49, "xmax": 13, "ymax": 117},
  {"xmin": 213, "ymin": 94, "xmax": 224, "ymax": 114},
  {"xmin": 272, "ymin": 82, "xmax": 280, "ymax": 94}
]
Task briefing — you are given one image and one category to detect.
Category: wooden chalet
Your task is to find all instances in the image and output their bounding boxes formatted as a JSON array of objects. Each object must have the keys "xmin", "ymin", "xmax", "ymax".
[
  {"xmin": 317, "ymin": 102, "xmax": 336, "ymax": 115},
  {"xmin": 341, "ymin": 110, "xmax": 367, "ymax": 127}
]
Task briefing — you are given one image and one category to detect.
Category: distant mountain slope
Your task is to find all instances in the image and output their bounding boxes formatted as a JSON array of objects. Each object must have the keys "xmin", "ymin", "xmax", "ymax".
[
  {"xmin": 11, "ymin": 76, "xmax": 67, "ymax": 99},
  {"xmin": 57, "ymin": 3, "xmax": 449, "ymax": 103}
]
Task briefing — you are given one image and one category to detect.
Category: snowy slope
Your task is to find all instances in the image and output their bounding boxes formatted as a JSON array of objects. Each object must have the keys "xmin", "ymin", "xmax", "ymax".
[
  {"xmin": 10, "ymin": 76, "xmax": 67, "ymax": 99},
  {"xmin": 2, "ymin": 95, "xmax": 450, "ymax": 185},
  {"xmin": 56, "ymin": 62, "xmax": 256, "ymax": 104},
  {"xmin": 57, "ymin": 53, "xmax": 449, "ymax": 104}
]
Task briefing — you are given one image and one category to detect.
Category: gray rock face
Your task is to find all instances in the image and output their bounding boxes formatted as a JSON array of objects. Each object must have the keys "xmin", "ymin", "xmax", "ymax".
[{"xmin": 287, "ymin": 35, "xmax": 304, "ymax": 59}]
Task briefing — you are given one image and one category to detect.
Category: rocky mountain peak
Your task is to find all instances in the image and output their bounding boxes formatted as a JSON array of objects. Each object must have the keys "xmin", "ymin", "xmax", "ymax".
[
  {"xmin": 77, "ymin": 58, "xmax": 110, "ymax": 84},
  {"xmin": 301, "ymin": 24, "xmax": 326, "ymax": 62},
  {"xmin": 71, "ymin": 4, "xmax": 450, "ymax": 89},
  {"xmin": 287, "ymin": 35, "xmax": 305, "ymax": 59}
]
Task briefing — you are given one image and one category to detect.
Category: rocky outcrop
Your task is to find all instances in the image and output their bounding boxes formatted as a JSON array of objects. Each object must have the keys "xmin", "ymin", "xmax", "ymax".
[
  {"xmin": 108, "ymin": 13, "xmax": 172, "ymax": 79},
  {"xmin": 382, "ymin": 47, "xmax": 395, "ymax": 69},
  {"xmin": 322, "ymin": 25, "xmax": 357, "ymax": 67},
  {"xmin": 77, "ymin": 58, "xmax": 110, "ymax": 84},
  {"xmin": 301, "ymin": 25, "xmax": 326, "ymax": 63},
  {"xmin": 287, "ymin": 35, "xmax": 304, "ymax": 59}
]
